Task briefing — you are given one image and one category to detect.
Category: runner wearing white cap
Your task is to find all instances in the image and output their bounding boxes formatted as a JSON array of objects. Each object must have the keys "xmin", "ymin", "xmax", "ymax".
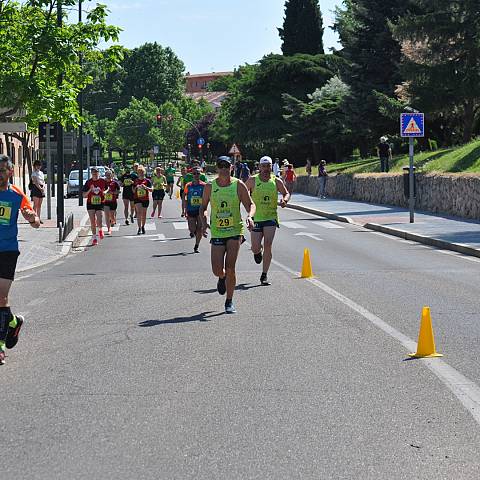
[{"xmin": 245, "ymin": 155, "xmax": 290, "ymax": 285}]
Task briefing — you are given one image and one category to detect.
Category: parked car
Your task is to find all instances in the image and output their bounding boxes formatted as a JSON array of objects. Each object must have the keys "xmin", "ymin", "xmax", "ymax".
[{"xmin": 66, "ymin": 167, "xmax": 106, "ymax": 198}]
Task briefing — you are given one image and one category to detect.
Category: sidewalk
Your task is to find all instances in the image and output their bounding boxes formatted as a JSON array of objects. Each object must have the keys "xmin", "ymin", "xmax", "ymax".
[
  {"xmin": 17, "ymin": 195, "xmax": 88, "ymax": 272},
  {"xmin": 288, "ymin": 193, "xmax": 480, "ymax": 258}
]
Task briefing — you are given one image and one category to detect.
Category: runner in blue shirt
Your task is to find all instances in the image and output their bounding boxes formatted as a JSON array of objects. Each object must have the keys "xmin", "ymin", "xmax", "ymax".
[
  {"xmin": 0, "ymin": 154, "xmax": 40, "ymax": 365},
  {"xmin": 184, "ymin": 167, "xmax": 207, "ymax": 253}
]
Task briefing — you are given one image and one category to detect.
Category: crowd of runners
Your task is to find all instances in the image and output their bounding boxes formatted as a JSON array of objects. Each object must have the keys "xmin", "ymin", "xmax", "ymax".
[{"xmin": 0, "ymin": 153, "xmax": 290, "ymax": 365}]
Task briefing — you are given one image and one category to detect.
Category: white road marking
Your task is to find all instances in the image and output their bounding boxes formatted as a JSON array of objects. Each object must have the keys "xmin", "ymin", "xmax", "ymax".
[
  {"xmin": 436, "ymin": 250, "xmax": 480, "ymax": 263},
  {"xmin": 110, "ymin": 226, "xmax": 120, "ymax": 232},
  {"xmin": 144, "ymin": 223, "xmax": 157, "ymax": 231},
  {"xmin": 312, "ymin": 220, "xmax": 344, "ymax": 229},
  {"xmin": 270, "ymin": 256, "xmax": 480, "ymax": 426},
  {"xmin": 173, "ymin": 222, "xmax": 189, "ymax": 230},
  {"xmin": 149, "ymin": 234, "xmax": 166, "ymax": 241},
  {"xmin": 26, "ymin": 297, "xmax": 46, "ymax": 307},
  {"xmin": 124, "ymin": 234, "xmax": 164, "ymax": 239},
  {"xmin": 294, "ymin": 232, "xmax": 323, "ymax": 241},
  {"xmin": 281, "ymin": 221, "xmax": 305, "ymax": 229}
]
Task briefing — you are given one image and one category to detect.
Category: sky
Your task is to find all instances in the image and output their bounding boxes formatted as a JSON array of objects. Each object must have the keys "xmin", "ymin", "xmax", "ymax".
[{"xmin": 82, "ymin": 0, "xmax": 342, "ymax": 74}]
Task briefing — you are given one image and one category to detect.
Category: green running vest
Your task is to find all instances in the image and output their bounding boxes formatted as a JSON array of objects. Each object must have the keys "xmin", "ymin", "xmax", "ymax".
[
  {"xmin": 252, "ymin": 174, "xmax": 278, "ymax": 222},
  {"xmin": 210, "ymin": 178, "xmax": 243, "ymax": 238}
]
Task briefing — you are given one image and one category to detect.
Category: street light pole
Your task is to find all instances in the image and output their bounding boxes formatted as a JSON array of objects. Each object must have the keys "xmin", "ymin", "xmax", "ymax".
[
  {"xmin": 77, "ymin": 0, "xmax": 84, "ymax": 206},
  {"xmin": 56, "ymin": 0, "xmax": 65, "ymax": 228}
]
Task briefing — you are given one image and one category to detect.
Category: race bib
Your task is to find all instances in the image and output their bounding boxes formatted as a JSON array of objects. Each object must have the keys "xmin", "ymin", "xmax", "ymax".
[
  {"xmin": 105, "ymin": 192, "xmax": 113, "ymax": 202},
  {"xmin": 91, "ymin": 195, "xmax": 101, "ymax": 205},
  {"xmin": 137, "ymin": 187, "xmax": 147, "ymax": 197},
  {"xmin": 216, "ymin": 213, "xmax": 233, "ymax": 229},
  {"xmin": 190, "ymin": 196, "xmax": 201, "ymax": 206},
  {"xmin": 0, "ymin": 201, "xmax": 12, "ymax": 225},
  {"xmin": 124, "ymin": 179, "xmax": 133, "ymax": 187}
]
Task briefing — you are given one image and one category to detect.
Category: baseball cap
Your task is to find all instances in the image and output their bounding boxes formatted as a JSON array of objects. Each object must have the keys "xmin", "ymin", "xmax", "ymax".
[
  {"xmin": 217, "ymin": 156, "xmax": 232, "ymax": 165},
  {"xmin": 259, "ymin": 156, "xmax": 272, "ymax": 165}
]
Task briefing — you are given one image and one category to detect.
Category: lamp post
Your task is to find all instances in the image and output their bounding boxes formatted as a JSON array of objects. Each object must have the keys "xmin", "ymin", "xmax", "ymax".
[
  {"xmin": 77, "ymin": 0, "xmax": 84, "ymax": 206},
  {"xmin": 56, "ymin": 0, "xmax": 65, "ymax": 227}
]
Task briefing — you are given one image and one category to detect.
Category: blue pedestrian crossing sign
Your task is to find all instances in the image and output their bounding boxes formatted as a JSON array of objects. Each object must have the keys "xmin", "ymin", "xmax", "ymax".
[{"xmin": 401, "ymin": 113, "xmax": 424, "ymax": 138}]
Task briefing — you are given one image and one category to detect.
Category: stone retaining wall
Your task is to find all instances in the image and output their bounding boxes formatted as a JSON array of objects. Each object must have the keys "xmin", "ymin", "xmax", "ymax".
[{"xmin": 294, "ymin": 173, "xmax": 480, "ymax": 220}]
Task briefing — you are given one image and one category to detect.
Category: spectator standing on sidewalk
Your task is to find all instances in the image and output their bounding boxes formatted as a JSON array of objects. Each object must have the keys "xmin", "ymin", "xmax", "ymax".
[
  {"xmin": 273, "ymin": 158, "xmax": 281, "ymax": 177},
  {"xmin": 377, "ymin": 136, "xmax": 392, "ymax": 173},
  {"xmin": 318, "ymin": 160, "xmax": 328, "ymax": 198},
  {"xmin": 306, "ymin": 158, "xmax": 312, "ymax": 176},
  {"xmin": 30, "ymin": 160, "xmax": 45, "ymax": 223},
  {"xmin": 284, "ymin": 164, "xmax": 297, "ymax": 194}
]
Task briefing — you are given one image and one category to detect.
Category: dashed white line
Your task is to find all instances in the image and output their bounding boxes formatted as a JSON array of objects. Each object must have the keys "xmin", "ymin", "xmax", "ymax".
[
  {"xmin": 312, "ymin": 220, "xmax": 344, "ymax": 229},
  {"xmin": 281, "ymin": 221, "xmax": 305, "ymax": 229},
  {"xmin": 173, "ymin": 222, "xmax": 189, "ymax": 230}
]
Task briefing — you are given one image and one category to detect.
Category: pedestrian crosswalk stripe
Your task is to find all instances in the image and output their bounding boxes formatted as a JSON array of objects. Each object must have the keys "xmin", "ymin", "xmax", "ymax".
[
  {"xmin": 312, "ymin": 221, "xmax": 344, "ymax": 229},
  {"xmin": 110, "ymin": 226, "xmax": 120, "ymax": 232},
  {"xmin": 281, "ymin": 221, "xmax": 305, "ymax": 229},
  {"xmin": 144, "ymin": 222, "xmax": 157, "ymax": 231},
  {"xmin": 173, "ymin": 222, "xmax": 189, "ymax": 229}
]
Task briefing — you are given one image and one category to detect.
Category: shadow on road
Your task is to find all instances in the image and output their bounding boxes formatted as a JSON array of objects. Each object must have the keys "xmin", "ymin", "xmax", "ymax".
[
  {"xmin": 194, "ymin": 283, "xmax": 263, "ymax": 294},
  {"xmin": 138, "ymin": 311, "xmax": 224, "ymax": 327},
  {"xmin": 152, "ymin": 252, "xmax": 194, "ymax": 258}
]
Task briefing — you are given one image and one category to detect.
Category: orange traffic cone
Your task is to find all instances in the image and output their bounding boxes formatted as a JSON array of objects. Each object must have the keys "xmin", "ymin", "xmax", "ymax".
[
  {"xmin": 300, "ymin": 248, "xmax": 313, "ymax": 278},
  {"xmin": 408, "ymin": 306, "xmax": 443, "ymax": 358}
]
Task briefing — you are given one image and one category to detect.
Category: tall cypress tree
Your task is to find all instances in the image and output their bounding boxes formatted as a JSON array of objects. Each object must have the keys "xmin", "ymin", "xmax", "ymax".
[{"xmin": 278, "ymin": 0, "xmax": 324, "ymax": 56}]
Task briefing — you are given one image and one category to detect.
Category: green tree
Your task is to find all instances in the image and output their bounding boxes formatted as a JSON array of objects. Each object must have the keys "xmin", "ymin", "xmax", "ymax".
[
  {"xmin": 85, "ymin": 42, "xmax": 185, "ymax": 118},
  {"xmin": 278, "ymin": 0, "xmax": 324, "ymax": 56},
  {"xmin": 283, "ymin": 76, "xmax": 352, "ymax": 161},
  {"xmin": 111, "ymin": 98, "xmax": 162, "ymax": 161},
  {"xmin": 0, "ymin": 0, "xmax": 122, "ymax": 125},
  {"xmin": 392, "ymin": 0, "xmax": 480, "ymax": 142},
  {"xmin": 212, "ymin": 54, "xmax": 339, "ymax": 159},
  {"xmin": 334, "ymin": 0, "xmax": 408, "ymax": 155}
]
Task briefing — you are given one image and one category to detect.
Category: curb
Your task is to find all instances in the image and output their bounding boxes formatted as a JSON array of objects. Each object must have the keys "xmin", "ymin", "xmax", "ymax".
[
  {"xmin": 287, "ymin": 202, "xmax": 480, "ymax": 259},
  {"xmin": 17, "ymin": 212, "xmax": 89, "ymax": 273}
]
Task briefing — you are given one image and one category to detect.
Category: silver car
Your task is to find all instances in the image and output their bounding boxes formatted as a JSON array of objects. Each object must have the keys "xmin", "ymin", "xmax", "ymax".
[{"xmin": 66, "ymin": 167, "xmax": 106, "ymax": 198}]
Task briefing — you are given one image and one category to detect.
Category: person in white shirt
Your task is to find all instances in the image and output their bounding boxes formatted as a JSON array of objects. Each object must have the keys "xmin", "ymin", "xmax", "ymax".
[
  {"xmin": 30, "ymin": 160, "xmax": 45, "ymax": 223},
  {"xmin": 272, "ymin": 158, "xmax": 281, "ymax": 177}
]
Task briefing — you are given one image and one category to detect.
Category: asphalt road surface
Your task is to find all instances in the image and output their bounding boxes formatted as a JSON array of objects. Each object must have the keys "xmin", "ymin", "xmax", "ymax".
[{"xmin": 3, "ymin": 195, "xmax": 480, "ymax": 479}]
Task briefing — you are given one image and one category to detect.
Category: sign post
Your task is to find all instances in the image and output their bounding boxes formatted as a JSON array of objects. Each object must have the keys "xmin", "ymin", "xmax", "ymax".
[
  {"xmin": 46, "ymin": 124, "xmax": 52, "ymax": 220},
  {"xmin": 400, "ymin": 112, "xmax": 424, "ymax": 223}
]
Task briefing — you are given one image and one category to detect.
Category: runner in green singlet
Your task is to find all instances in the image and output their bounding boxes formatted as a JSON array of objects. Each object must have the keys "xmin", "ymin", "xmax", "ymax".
[
  {"xmin": 200, "ymin": 156, "xmax": 255, "ymax": 314},
  {"xmin": 165, "ymin": 163, "xmax": 176, "ymax": 199},
  {"xmin": 245, "ymin": 156, "xmax": 290, "ymax": 286},
  {"xmin": 151, "ymin": 166, "xmax": 167, "ymax": 218}
]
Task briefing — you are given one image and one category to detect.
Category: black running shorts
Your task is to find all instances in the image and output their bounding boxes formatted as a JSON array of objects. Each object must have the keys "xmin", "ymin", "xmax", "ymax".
[{"xmin": 0, "ymin": 251, "xmax": 20, "ymax": 281}]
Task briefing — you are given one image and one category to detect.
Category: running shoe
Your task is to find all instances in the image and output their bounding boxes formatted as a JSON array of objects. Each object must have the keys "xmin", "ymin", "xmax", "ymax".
[
  {"xmin": 0, "ymin": 350, "xmax": 5, "ymax": 365},
  {"xmin": 194, "ymin": 244, "xmax": 199, "ymax": 253},
  {"xmin": 225, "ymin": 300, "xmax": 236, "ymax": 314},
  {"xmin": 92, "ymin": 237, "xmax": 98, "ymax": 246},
  {"xmin": 254, "ymin": 251, "xmax": 263, "ymax": 264},
  {"xmin": 125, "ymin": 219, "xmax": 129, "ymax": 225},
  {"xmin": 190, "ymin": 232, "xmax": 195, "ymax": 238},
  {"xmin": 158, "ymin": 215, "xmax": 162, "ymax": 218},
  {"xmin": 130, "ymin": 215, "xmax": 134, "ymax": 223},
  {"xmin": 260, "ymin": 273, "xmax": 271, "ymax": 286},
  {"xmin": 137, "ymin": 228, "xmax": 141, "ymax": 235},
  {"xmin": 141, "ymin": 226, "xmax": 146, "ymax": 235},
  {"xmin": 150, "ymin": 212, "xmax": 155, "ymax": 218},
  {"xmin": 99, "ymin": 229, "xmax": 104, "ymax": 240},
  {"xmin": 6, "ymin": 315, "xmax": 24, "ymax": 349},
  {"xmin": 217, "ymin": 276, "xmax": 226, "ymax": 295}
]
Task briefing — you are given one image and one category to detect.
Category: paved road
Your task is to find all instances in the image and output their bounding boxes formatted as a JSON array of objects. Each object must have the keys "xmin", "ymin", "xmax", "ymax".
[{"xmin": 3, "ymin": 196, "xmax": 480, "ymax": 479}]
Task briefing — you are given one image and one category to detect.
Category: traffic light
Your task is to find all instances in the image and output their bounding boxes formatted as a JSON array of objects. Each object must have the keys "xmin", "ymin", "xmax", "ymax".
[
  {"xmin": 156, "ymin": 114, "xmax": 162, "ymax": 126},
  {"xmin": 198, "ymin": 143, "xmax": 203, "ymax": 150}
]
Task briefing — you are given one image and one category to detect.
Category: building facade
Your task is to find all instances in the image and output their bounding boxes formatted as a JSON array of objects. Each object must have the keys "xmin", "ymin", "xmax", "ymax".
[{"xmin": 185, "ymin": 72, "xmax": 233, "ymax": 93}]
